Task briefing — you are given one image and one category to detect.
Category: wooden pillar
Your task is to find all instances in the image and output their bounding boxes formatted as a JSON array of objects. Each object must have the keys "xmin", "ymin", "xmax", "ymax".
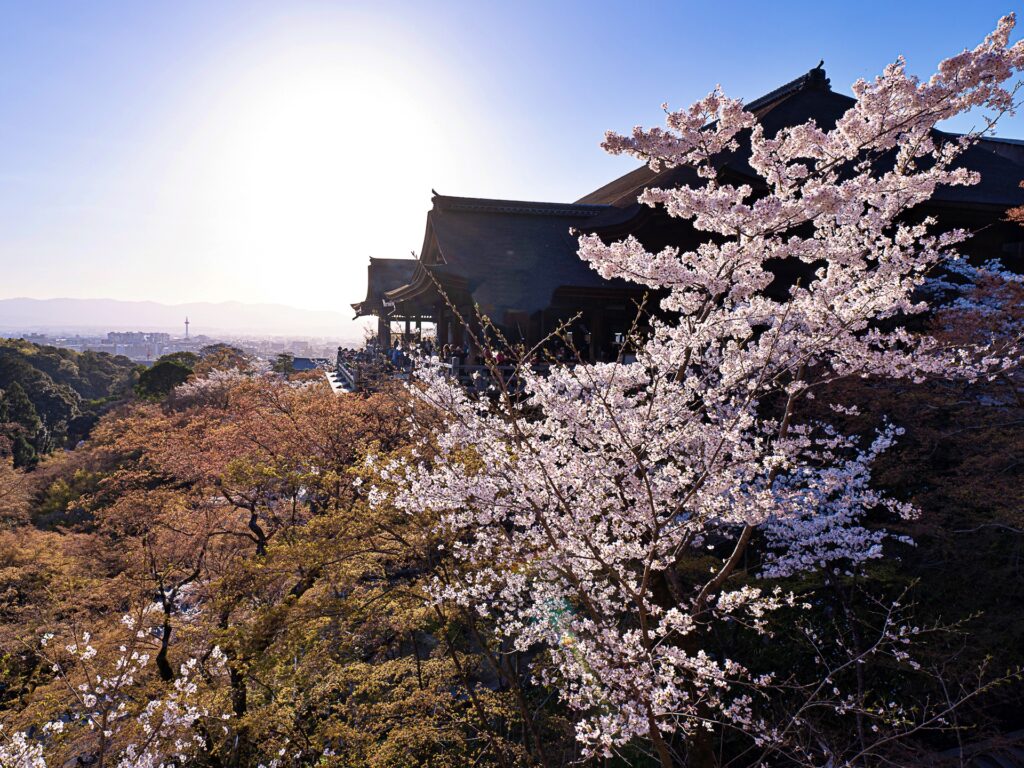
[
  {"xmin": 451, "ymin": 310, "xmax": 465, "ymax": 347},
  {"xmin": 436, "ymin": 304, "xmax": 449, "ymax": 346},
  {"xmin": 466, "ymin": 311, "xmax": 481, "ymax": 365},
  {"xmin": 589, "ymin": 310, "xmax": 606, "ymax": 362},
  {"xmin": 378, "ymin": 315, "xmax": 391, "ymax": 352}
]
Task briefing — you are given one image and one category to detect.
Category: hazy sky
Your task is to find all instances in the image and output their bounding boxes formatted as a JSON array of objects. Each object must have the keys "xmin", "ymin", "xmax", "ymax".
[{"xmin": 2, "ymin": 0, "xmax": 1023, "ymax": 312}]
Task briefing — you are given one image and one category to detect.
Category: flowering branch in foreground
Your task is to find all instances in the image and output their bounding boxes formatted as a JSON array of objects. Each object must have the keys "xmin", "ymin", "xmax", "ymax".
[
  {"xmin": 381, "ymin": 16, "xmax": 1024, "ymax": 766},
  {"xmin": 1, "ymin": 608, "xmax": 229, "ymax": 768}
]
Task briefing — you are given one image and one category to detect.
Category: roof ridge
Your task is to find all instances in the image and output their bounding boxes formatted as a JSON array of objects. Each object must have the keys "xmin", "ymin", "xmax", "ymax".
[
  {"xmin": 432, "ymin": 193, "xmax": 610, "ymax": 217},
  {"xmin": 980, "ymin": 135, "xmax": 1024, "ymax": 146},
  {"xmin": 744, "ymin": 63, "xmax": 831, "ymax": 113}
]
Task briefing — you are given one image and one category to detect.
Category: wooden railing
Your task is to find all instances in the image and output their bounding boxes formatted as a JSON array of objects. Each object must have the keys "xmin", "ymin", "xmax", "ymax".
[
  {"xmin": 332, "ymin": 353, "xmax": 560, "ymax": 393},
  {"xmin": 336, "ymin": 361, "xmax": 358, "ymax": 390}
]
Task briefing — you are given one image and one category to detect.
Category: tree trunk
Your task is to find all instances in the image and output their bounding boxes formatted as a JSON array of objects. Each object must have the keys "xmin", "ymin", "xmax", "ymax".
[
  {"xmin": 155, "ymin": 611, "xmax": 174, "ymax": 682},
  {"xmin": 648, "ymin": 709, "xmax": 677, "ymax": 767}
]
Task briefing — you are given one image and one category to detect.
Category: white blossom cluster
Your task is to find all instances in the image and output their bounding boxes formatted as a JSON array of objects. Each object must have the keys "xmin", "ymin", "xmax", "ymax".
[
  {"xmin": 0, "ymin": 728, "xmax": 45, "ymax": 768},
  {"xmin": 381, "ymin": 16, "xmax": 1024, "ymax": 759},
  {"xmin": 171, "ymin": 367, "xmax": 252, "ymax": 408},
  {"xmin": 2, "ymin": 612, "xmax": 229, "ymax": 768}
]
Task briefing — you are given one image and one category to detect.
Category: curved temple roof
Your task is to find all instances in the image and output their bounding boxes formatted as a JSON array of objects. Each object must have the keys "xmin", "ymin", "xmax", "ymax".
[
  {"xmin": 577, "ymin": 64, "xmax": 1024, "ymax": 211},
  {"xmin": 351, "ymin": 257, "xmax": 418, "ymax": 318},
  {"xmin": 382, "ymin": 195, "xmax": 642, "ymax": 322},
  {"xmin": 356, "ymin": 65, "xmax": 1024, "ymax": 326}
]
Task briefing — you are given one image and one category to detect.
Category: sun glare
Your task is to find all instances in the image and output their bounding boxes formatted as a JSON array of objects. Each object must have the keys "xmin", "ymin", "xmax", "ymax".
[{"xmin": 166, "ymin": 40, "xmax": 459, "ymax": 310}]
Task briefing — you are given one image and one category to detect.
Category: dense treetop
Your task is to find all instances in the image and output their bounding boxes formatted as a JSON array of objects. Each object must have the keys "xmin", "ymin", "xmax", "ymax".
[{"xmin": 0, "ymin": 338, "xmax": 138, "ymax": 466}]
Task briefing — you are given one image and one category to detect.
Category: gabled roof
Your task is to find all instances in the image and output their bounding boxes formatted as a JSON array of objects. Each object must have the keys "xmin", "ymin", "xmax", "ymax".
[
  {"xmin": 744, "ymin": 62, "xmax": 831, "ymax": 112},
  {"xmin": 357, "ymin": 66, "xmax": 1024, "ymax": 327},
  {"xmin": 577, "ymin": 64, "xmax": 1024, "ymax": 211},
  {"xmin": 980, "ymin": 135, "xmax": 1024, "ymax": 165},
  {"xmin": 352, "ymin": 257, "xmax": 417, "ymax": 317},
  {"xmin": 384, "ymin": 194, "xmax": 642, "ymax": 322},
  {"xmin": 575, "ymin": 65, "xmax": 842, "ymax": 208}
]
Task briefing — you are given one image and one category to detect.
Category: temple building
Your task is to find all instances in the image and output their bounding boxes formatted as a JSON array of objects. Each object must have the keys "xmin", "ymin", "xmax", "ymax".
[
  {"xmin": 355, "ymin": 196, "xmax": 649, "ymax": 361},
  {"xmin": 351, "ymin": 257, "xmax": 420, "ymax": 350},
  {"xmin": 354, "ymin": 66, "xmax": 1024, "ymax": 360}
]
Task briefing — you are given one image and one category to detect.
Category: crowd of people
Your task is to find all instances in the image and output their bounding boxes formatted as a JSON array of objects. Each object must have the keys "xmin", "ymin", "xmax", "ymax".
[{"xmin": 335, "ymin": 329, "xmax": 639, "ymax": 394}]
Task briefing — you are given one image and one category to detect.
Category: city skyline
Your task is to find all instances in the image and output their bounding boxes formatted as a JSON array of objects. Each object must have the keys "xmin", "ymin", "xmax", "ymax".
[
  {"xmin": 13, "ymin": 327, "xmax": 343, "ymax": 365},
  {"xmin": 0, "ymin": 295, "xmax": 371, "ymax": 340}
]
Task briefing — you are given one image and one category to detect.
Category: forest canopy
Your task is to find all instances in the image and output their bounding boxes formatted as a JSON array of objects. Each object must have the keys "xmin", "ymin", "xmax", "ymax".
[
  {"xmin": 0, "ymin": 351, "xmax": 1020, "ymax": 767},
  {"xmin": 0, "ymin": 339, "xmax": 138, "ymax": 467}
]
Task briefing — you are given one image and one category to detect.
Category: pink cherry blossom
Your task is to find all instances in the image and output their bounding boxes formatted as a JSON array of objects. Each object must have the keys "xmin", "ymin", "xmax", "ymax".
[{"xmin": 383, "ymin": 16, "xmax": 1024, "ymax": 764}]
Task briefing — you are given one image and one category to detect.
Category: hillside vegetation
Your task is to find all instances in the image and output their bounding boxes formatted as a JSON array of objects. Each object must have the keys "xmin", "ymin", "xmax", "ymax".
[
  {"xmin": 0, "ymin": 328, "xmax": 1019, "ymax": 766},
  {"xmin": 0, "ymin": 338, "xmax": 138, "ymax": 467}
]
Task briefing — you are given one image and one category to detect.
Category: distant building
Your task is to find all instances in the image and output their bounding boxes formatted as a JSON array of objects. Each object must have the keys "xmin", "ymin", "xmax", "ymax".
[
  {"xmin": 102, "ymin": 331, "xmax": 174, "ymax": 361},
  {"xmin": 106, "ymin": 331, "xmax": 170, "ymax": 344},
  {"xmin": 291, "ymin": 357, "xmax": 328, "ymax": 371}
]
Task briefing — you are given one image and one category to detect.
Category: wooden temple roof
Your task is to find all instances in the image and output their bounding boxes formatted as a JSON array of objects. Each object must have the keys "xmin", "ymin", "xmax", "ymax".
[
  {"xmin": 356, "ymin": 65, "xmax": 1024, "ymax": 326},
  {"xmin": 577, "ymin": 64, "xmax": 1024, "ymax": 212},
  {"xmin": 383, "ymin": 194, "xmax": 644, "ymax": 324},
  {"xmin": 351, "ymin": 257, "xmax": 418, "ymax": 318}
]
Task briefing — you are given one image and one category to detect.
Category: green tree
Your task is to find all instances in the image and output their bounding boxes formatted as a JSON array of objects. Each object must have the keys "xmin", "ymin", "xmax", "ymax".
[
  {"xmin": 1, "ymin": 381, "xmax": 58, "ymax": 456},
  {"xmin": 135, "ymin": 360, "xmax": 192, "ymax": 400},
  {"xmin": 271, "ymin": 353, "xmax": 294, "ymax": 373},
  {"xmin": 0, "ymin": 340, "xmax": 137, "ymax": 453},
  {"xmin": 10, "ymin": 434, "xmax": 36, "ymax": 470},
  {"xmin": 158, "ymin": 351, "xmax": 199, "ymax": 368},
  {"xmin": 1, "ymin": 382, "xmax": 42, "ymax": 436},
  {"xmin": 0, "ymin": 350, "xmax": 79, "ymax": 445}
]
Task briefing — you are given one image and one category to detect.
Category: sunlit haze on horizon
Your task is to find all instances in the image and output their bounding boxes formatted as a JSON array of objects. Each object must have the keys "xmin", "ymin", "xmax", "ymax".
[{"xmin": 2, "ymin": 0, "xmax": 1022, "ymax": 313}]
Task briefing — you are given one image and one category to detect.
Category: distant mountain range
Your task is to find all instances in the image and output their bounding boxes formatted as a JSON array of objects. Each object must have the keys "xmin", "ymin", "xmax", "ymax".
[{"xmin": 0, "ymin": 297, "xmax": 368, "ymax": 341}]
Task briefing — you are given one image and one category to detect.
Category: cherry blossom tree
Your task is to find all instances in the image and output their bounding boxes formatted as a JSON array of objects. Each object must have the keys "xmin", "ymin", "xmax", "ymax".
[
  {"xmin": 1, "ymin": 608, "xmax": 229, "ymax": 768},
  {"xmin": 383, "ymin": 17, "xmax": 1024, "ymax": 767}
]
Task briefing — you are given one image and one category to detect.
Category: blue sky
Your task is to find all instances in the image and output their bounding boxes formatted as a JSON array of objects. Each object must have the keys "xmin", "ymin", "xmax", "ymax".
[{"xmin": 1, "ymin": 0, "xmax": 1022, "ymax": 311}]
